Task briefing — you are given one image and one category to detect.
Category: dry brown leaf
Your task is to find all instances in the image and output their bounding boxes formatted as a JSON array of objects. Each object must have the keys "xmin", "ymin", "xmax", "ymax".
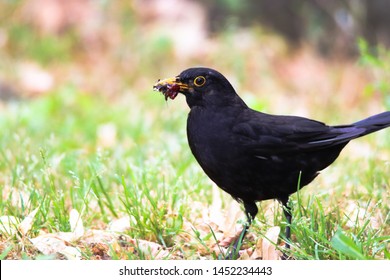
[
  {"xmin": 370, "ymin": 213, "xmax": 383, "ymax": 230},
  {"xmin": 175, "ymin": 219, "xmax": 193, "ymax": 243},
  {"xmin": 18, "ymin": 207, "xmax": 39, "ymax": 236},
  {"xmin": 206, "ymin": 185, "xmax": 245, "ymax": 249},
  {"xmin": 30, "ymin": 234, "xmax": 67, "ymax": 255},
  {"xmin": 180, "ymin": 217, "xmax": 219, "ymax": 255},
  {"xmin": 208, "ymin": 186, "xmax": 244, "ymax": 235},
  {"xmin": 217, "ymin": 228, "xmax": 245, "ymax": 247},
  {"xmin": 69, "ymin": 209, "xmax": 84, "ymax": 238},
  {"xmin": 344, "ymin": 202, "xmax": 367, "ymax": 228},
  {"xmin": 238, "ymin": 248, "xmax": 253, "ymax": 260},
  {"xmin": 91, "ymin": 242, "xmax": 111, "ymax": 260},
  {"xmin": 30, "ymin": 233, "xmax": 81, "ymax": 259},
  {"xmin": 208, "ymin": 185, "xmax": 224, "ymax": 226},
  {"xmin": 250, "ymin": 237, "xmax": 263, "ymax": 260},
  {"xmin": 130, "ymin": 239, "xmax": 169, "ymax": 260},
  {"xmin": 59, "ymin": 246, "xmax": 82, "ymax": 260},
  {"xmin": 217, "ymin": 235, "xmax": 236, "ymax": 248},
  {"xmin": 108, "ymin": 216, "xmax": 131, "ymax": 232},
  {"xmin": 82, "ymin": 229, "xmax": 119, "ymax": 244},
  {"xmin": 220, "ymin": 203, "xmax": 244, "ymax": 238},
  {"xmin": 212, "ymin": 245, "xmax": 228, "ymax": 257},
  {"xmin": 263, "ymin": 201, "xmax": 278, "ymax": 226},
  {"xmin": 55, "ymin": 232, "xmax": 78, "ymax": 243},
  {"xmin": 262, "ymin": 226, "xmax": 281, "ymax": 260}
]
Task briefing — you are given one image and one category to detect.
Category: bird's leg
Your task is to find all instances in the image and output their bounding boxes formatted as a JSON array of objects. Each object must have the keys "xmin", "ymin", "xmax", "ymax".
[
  {"xmin": 283, "ymin": 203, "xmax": 292, "ymax": 249},
  {"xmin": 227, "ymin": 220, "xmax": 250, "ymax": 258},
  {"xmin": 225, "ymin": 201, "xmax": 258, "ymax": 259},
  {"xmin": 281, "ymin": 197, "xmax": 292, "ymax": 259}
]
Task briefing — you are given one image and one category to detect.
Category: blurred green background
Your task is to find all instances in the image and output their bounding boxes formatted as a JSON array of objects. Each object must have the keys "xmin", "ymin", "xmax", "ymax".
[{"xmin": 1, "ymin": 0, "xmax": 390, "ymax": 115}]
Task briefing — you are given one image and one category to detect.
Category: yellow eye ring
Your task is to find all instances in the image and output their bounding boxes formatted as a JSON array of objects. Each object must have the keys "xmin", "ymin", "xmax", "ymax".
[{"xmin": 194, "ymin": 76, "xmax": 206, "ymax": 87}]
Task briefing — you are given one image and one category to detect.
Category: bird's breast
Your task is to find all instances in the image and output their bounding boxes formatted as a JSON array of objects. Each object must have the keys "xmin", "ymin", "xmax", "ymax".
[{"xmin": 186, "ymin": 108, "xmax": 240, "ymax": 168}]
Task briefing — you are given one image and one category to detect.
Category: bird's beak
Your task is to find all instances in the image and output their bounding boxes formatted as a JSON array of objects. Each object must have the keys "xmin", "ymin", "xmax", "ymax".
[{"xmin": 153, "ymin": 77, "xmax": 189, "ymax": 100}]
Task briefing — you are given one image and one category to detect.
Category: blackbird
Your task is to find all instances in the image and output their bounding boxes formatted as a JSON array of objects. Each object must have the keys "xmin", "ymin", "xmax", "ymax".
[{"xmin": 153, "ymin": 67, "xmax": 390, "ymax": 258}]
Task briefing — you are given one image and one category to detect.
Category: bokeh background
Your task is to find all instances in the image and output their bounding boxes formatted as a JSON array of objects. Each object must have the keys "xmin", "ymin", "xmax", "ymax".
[
  {"xmin": 0, "ymin": 0, "xmax": 389, "ymax": 260},
  {"xmin": 1, "ymin": 0, "xmax": 390, "ymax": 113}
]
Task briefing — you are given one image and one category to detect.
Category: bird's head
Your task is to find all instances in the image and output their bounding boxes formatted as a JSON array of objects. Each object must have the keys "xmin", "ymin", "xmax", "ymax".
[{"xmin": 153, "ymin": 67, "xmax": 246, "ymax": 108}]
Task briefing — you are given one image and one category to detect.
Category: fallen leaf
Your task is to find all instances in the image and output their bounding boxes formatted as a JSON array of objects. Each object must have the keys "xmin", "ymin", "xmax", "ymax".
[
  {"xmin": 30, "ymin": 234, "xmax": 68, "ymax": 255},
  {"xmin": 108, "ymin": 216, "xmax": 131, "ymax": 232},
  {"xmin": 218, "ymin": 229, "xmax": 242, "ymax": 247},
  {"xmin": 208, "ymin": 185, "xmax": 224, "ymax": 226},
  {"xmin": 18, "ymin": 208, "xmax": 39, "ymax": 235},
  {"xmin": 220, "ymin": 202, "xmax": 244, "ymax": 238},
  {"xmin": 59, "ymin": 246, "xmax": 82, "ymax": 260},
  {"xmin": 250, "ymin": 237, "xmax": 263, "ymax": 260},
  {"xmin": 69, "ymin": 209, "xmax": 84, "ymax": 238},
  {"xmin": 56, "ymin": 232, "xmax": 77, "ymax": 243},
  {"xmin": 130, "ymin": 239, "xmax": 170, "ymax": 260},
  {"xmin": 238, "ymin": 249, "xmax": 252, "ymax": 260},
  {"xmin": 262, "ymin": 226, "xmax": 281, "ymax": 260},
  {"xmin": 83, "ymin": 229, "xmax": 119, "ymax": 244},
  {"xmin": 212, "ymin": 245, "xmax": 228, "ymax": 257},
  {"xmin": 30, "ymin": 233, "xmax": 82, "ymax": 259},
  {"xmin": 91, "ymin": 242, "xmax": 111, "ymax": 260},
  {"xmin": 208, "ymin": 186, "xmax": 244, "ymax": 236},
  {"xmin": 370, "ymin": 212, "xmax": 382, "ymax": 230}
]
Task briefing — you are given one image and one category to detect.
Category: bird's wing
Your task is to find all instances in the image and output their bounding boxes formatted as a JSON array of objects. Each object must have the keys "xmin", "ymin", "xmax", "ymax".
[{"xmin": 232, "ymin": 110, "xmax": 365, "ymax": 154}]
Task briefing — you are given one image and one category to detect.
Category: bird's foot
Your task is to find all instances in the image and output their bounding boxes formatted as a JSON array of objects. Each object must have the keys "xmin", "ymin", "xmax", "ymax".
[{"xmin": 280, "ymin": 242, "xmax": 291, "ymax": 260}]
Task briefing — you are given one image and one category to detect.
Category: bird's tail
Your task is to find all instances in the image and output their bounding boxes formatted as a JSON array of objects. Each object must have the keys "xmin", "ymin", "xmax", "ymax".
[
  {"xmin": 353, "ymin": 111, "xmax": 390, "ymax": 136},
  {"xmin": 307, "ymin": 111, "xmax": 390, "ymax": 147}
]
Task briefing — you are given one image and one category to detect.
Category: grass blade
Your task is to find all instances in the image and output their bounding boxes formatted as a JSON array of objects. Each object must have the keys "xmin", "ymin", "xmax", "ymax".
[{"xmin": 331, "ymin": 228, "xmax": 370, "ymax": 260}]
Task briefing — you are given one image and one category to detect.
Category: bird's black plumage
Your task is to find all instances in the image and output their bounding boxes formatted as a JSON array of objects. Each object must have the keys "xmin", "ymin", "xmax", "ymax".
[{"xmin": 154, "ymin": 67, "xmax": 390, "ymax": 258}]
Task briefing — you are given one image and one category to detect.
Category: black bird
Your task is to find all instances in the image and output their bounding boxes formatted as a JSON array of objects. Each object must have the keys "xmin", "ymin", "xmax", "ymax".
[{"xmin": 154, "ymin": 67, "xmax": 390, "ymax": 258}]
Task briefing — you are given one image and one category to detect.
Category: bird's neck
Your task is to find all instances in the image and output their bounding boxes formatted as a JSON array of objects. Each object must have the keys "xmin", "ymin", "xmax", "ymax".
[{"xmin": 186, "ymin": 93, "xmax": 248, "ymax": 110}]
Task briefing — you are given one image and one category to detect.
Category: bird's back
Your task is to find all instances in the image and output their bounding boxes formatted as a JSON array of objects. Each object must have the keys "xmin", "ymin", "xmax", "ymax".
[{"xmin": 187, "ymin": 107, "xmax": 390, "ymax": 203}]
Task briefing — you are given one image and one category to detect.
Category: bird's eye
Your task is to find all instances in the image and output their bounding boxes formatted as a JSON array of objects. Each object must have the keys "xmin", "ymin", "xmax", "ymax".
[{"xmin": 194, "ymin": 76, "xmax": 206, "ymax": 87}]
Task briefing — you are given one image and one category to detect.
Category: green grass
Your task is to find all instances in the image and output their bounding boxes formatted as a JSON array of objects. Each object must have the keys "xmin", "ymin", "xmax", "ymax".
[{"xmin": 0, "ymin": 84, "xmax": 213, "ymax": 259}]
